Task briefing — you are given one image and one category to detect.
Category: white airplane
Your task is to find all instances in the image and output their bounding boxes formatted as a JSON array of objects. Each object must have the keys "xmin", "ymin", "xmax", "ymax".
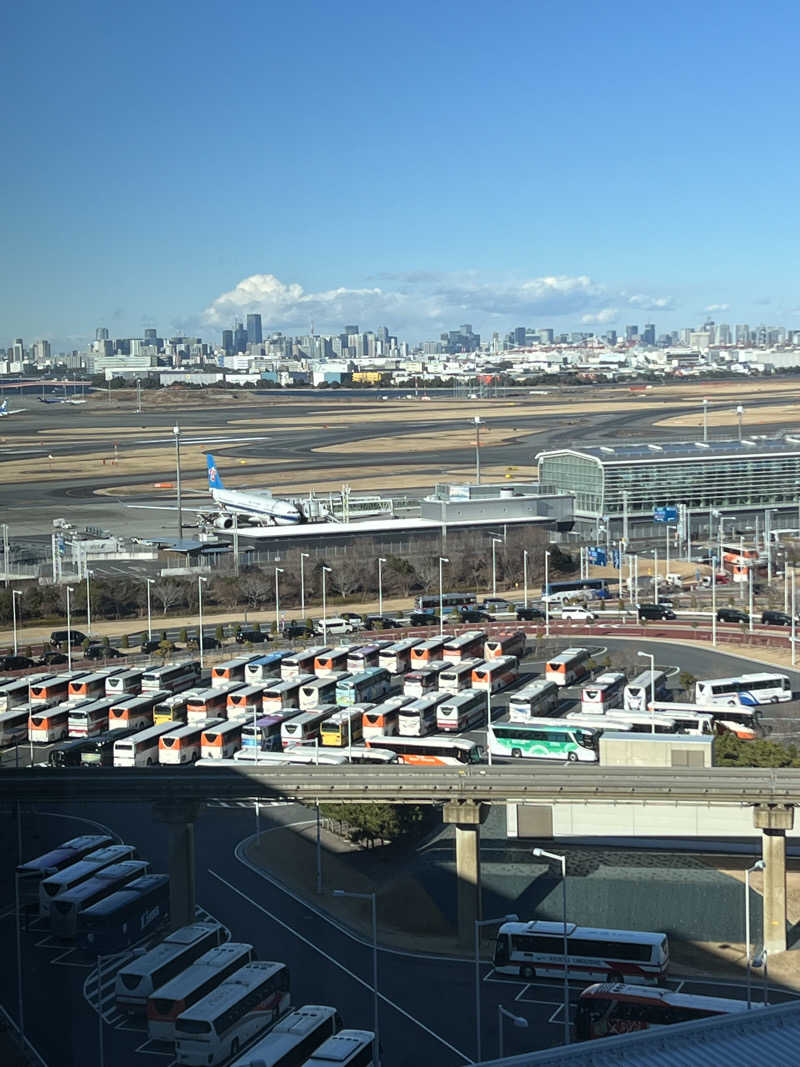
[
  {"xmin": 0, "ymin": 399, "xmax": 25, "ymax": 416},
  {"xmin": 206, "ymin": 454, "xmax": 302, "ymax": 526}
]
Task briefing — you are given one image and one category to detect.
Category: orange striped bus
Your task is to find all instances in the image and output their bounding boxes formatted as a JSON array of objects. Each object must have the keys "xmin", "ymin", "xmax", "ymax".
[
  {"xmin": 28, "ymin": 704, "xmax": 70, "ymax": 743},
  {"xmin": 226, "ymin": 686, "xmax": 267, "ymax": 721},
  {"xmin": 410, "ymin": 636, "xmax": 451, "ymax": 665},
  {"xmin": 314, "ymin": 646, "xmax": 356, "ymax": 675},
  {"xmin": 108, "ymin": 691, "xmax": 171, "ymax": 731},
  {"xmin": 159, "ymin": 719, "xmax": 224, "ymax": 765},
  {"xmin": 29, "ymin": 675, "xmax": 72, "ymax": 705},
  {"xmin": 200, "ymin": 721, "xmax": 243, "ymax": 759},
  {"xmin": 442, "ymin": 631, "xmax": 487, "ymax": 662},
  {"xmin": 471, "ymin": 656, "xmax": 519, "ymax": 693},
  {"xmin": 484, "ymin": 631, "xmax": 527, "ymax": 661}
]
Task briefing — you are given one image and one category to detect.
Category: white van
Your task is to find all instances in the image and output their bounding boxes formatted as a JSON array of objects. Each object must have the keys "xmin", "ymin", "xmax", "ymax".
[
  {"xmin": 312, "ymin": 617, "xmax": 357, "ymax": 637},
  {"xmin": 560, "ymin": 605, "xmax": 597, "ymax": 621}
]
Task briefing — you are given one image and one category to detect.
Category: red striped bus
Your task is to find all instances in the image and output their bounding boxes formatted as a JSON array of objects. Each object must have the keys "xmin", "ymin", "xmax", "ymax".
[
  {"xmin": 410, "ymin": 636, "xmax": 451, "ymax": 664},
  {"xmin": 544, "ymin": 648, "xmax": 591, "ymax": 687},
  {"xmin": 484, "ymin": 631, "xmax": 527, "ymax": 661},
  {"xmin": 575, "ymin": 983, "xmax": 754, "ymax": 1041},
  {"xmin": 361, "ymin": 696, "xmax": 413, "ymax": 740},
  {"xmin": 108, "ymin": 691, "xmax": 171, "ymax": 731},
  {"xmin": 200, "ymin": 721, "xmax": 243, "ymax": 759},
  {"xmin": 442, "ymin": 630, "xmax": 487, "ymax": 662},
  {"xmin": 471, "ymin": 656, "xmax": 519, "ymax": 693}
]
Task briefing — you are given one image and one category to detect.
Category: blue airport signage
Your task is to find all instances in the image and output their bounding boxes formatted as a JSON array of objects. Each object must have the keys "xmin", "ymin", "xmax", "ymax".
[
  {"xmin": 653, "ymin": 506, "xmax": 679, "ymax": 523},
  {"xmin": 611, "ymin": 548, "xmax": 621, "ymax": 568},
  {"xmin": 588, "ymin": 547, "xmax": 607, "ymax": 566}
]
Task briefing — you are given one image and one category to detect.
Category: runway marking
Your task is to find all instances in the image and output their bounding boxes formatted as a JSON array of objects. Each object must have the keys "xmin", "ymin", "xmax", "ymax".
[
  {"xmin": 209, "ymin": 868, "xmax": 474, "ymax": 1065},
  {"xmin": 548, "ymin": 1003, "xmax": 567, "ymax": 1024}
]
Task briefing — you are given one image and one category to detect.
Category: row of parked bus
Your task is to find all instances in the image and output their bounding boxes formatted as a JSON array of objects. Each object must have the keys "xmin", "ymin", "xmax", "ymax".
[{"xmin": 16, "ymin": 834, "xmax": 377, "ymax": 1066}]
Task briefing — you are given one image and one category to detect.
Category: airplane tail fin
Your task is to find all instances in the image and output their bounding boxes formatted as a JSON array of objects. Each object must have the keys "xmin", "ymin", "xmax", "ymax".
[
  {"xmin": 0, "ymin": 400, "xmax": 6, "ymax": 414},
  {"xmin": 207, "ymin": 454, "xmax": 224, "ymax": 490}
]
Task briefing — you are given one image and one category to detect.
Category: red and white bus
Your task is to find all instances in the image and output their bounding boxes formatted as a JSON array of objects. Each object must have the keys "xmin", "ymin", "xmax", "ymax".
[
  {"xmin": 484, "ymin": 631, "xmax": 527, "ymax": 661},
  {"xmin": 186, "ymin": 686, "xmax": 242, "ymax": 722},
  {"xmin": 365, "ymin": 735, "xmax": 483, "ymax": 765},
  {"xmin": 361, "ymin": 696, "xmax": 413, "ymax": 740},
  {"xmin": 397, "ymin": 693, "xmax": 446, "ymax": 737},
  {"xmin": 211, "ymin": 656, "xmax": 259, "ymax": 689},
  {"xmin": 281, "ymin": 648, "xmax": 329, "ymax": 680},
  {"xmin": 108, "ymin": 691, "xmax": 171, "ymax": 731},
  {"xmin": 493, "ymin": 920, "xmax": 669, "ymax": 985},
  {"xmin": 403, "ymin": 662, "xmax": 447, "ymax": 699},
  {"xmin": 575, "ymin": 983, "xmax": 753, "ymax": 1041},
  {"xmin": 378, "ymin": 639, "xmax": 421, "ymax": 675},
  {"xmin": 29, "ymin": 675, "xmax": 71, "ymax": 705},
  {"xmin": 261, "ymin": 676, "xmax": 316, "ymax": 713},
  {"xmin": 442, "ymin": 630, "xmax": 487, "ymax": 662},
  {"xmin": 226, "ymin": 686, "xmax": 268, "ymax": 720},
  {"xmin": 581, "ymin": 671, "xmax": 626, "ymax": 714},
  {"xmin": 471, "ymin": 656, "xmax": 519, "ymax": 693},
  {"xmin": 438, "ymin": 658, "xmax": 484, "ymax": 695},
  {"xmin": 410, "ymin": 636, "xmax": 450, "ymax": 665},
  {"xmin": 69, "ymin": 670, "xmax": 124, "ymax": 703},
  {"xmin": 28, "ymin": 704, "xmax": 70, "ymax": 743},
  {"xmin": 105, "ymin": 669, "xmax": 144, "ymax": 698},
  {"xmin": 67, "ymin": 697, "xmax": 116, "ymax": 738},
  {"xmin": 314, "ymin": 647, "xmax": 355, "ymax": 675},
  {"xmin": 200, "ymin": 721, "xmax": 243, "ymax": 759},
  {"xmin": 436, "ymin": 689, "xmax": 485, "ymax": 732},
  {"xmin": 545, "ymin": 648, "xmax": 591, "ymax": 687},
  {"xmin": 159, "ymin": 719, "xmax": 223, "ymax": 765}
]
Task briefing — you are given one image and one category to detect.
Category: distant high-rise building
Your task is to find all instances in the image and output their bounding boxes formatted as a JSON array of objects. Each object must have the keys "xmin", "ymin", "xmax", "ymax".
[
  {"xmin": 233, "ymin": 321, "xmax": 248, "ymax": 353},
  {"xmin": 377, "ymin": 326, "xmax": 389, "ymax": 342},
  {"xmin": 96, "ymin": 327, "xmax": 109, "ymax": 341},
  {"xmin": 246, "ymin": 313, "xmax": 263, "ymax": 345},
  {"xmin": 717, "ymin": 324, "xmax": 731, "ymax": 345},
  {"xmin": 513, "ymin": 326, "xmax": 527, "ymax": 347},
  {"xmin": 735, "ymin": 324, "xmax": 750, "ymax": 345},
  {"xmin": 144, "ymin": 328, "xmax": 157, "ymax": 342},
  {"xmin": 344, "ymin": 324, "xmax": 359, "ymax": 335},
  {"xmin": 642, "ymin": 323, "xmax": 656, "ymax": 345},
  {"xmin": 537, "ymin": 328, "xmax": 554, "ymax": 344},
  {"xmin": 625, "ymin": 325, "xmax": 639, "ymax": 341},
  {"xmin": 222, "ymin": 329, "xmax": 233, "ymax": 355}
]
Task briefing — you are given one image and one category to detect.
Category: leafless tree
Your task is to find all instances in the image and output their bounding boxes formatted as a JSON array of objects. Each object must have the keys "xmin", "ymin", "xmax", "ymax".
[{"xmin": 151, "ymin": 580, "xmax": 185, "ymax": 615}]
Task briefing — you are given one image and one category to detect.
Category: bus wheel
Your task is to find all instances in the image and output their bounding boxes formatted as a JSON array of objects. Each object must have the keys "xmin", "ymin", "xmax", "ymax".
[
  {"xmin": 511, "ymin": 748, "xmax": 522, "ymax": 758},
  {"xmin": 521, "ymin": 965, "xmax": 535, "ymax": 979},
  {"xmin": 568, "ymin": 751, "xmax": 578, "ymax": 762}
]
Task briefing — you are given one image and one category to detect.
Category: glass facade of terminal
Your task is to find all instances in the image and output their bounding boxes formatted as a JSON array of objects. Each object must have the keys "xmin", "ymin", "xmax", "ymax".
[{"xmin": 537, "ymin": 441, "xmax": 800, "ymax": 519}]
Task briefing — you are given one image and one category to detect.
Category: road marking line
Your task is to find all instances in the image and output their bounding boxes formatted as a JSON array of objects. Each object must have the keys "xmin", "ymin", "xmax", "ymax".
[
  {"xmin": 548, "ymin": 1004, "xmax": 566, "ymax": 1025},
  {"xmin": 208, "ymin": 868, "xmax": 474, "ymax": 1065},
  {"xmin": 673, "ymin": 979, "xmax": 685, "ymax": 992},
  {"xmin": 514, "ymin": 983, "xmax": 532, "ymax": 1002}
]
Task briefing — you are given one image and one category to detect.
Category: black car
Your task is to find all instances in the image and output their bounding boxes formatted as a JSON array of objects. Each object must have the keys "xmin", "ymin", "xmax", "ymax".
[
  {"xmin": 83, "ymin": 644, "xmax": 124, "ymax": 660},
  {"xmin": 363, "ymin": 614, "xmax": 401, "ymax": 631},
  {"xmin": 761, "ymin": 610, "xmax": 793, "ymax": 626},
  {"xmin": 186, "ymin": 634, "xmax": 221, "ymax": 650},
  {"xmin": 638, "ymin": 603, "xmax": 676, "ymax": 621},
  {"xmin": 49, "ymin": 629, "xmax": 87, "ymax": 648},
  {"xmin": 514, "ymin": 605, "xmax": 545, "ymax": 621},
  {"xmin": 282, "ymin": 622, "xmax": 311, "ymax": 639},
  {"xmin": 236, "ymin": 628, "xmax": 269, "ymax": 644},
  {"xmin": 459, "ymin": 608, "xmax": 491, "ymax": 622},
  {"xmin": 140, "ymin": 638, "xmax": 168, "ymax": 654},
  {"xmin": 717, "ymin": 608, "xmax": 749, "ymax": 624},
  {"xmin": 0, "ymin": 655, "xmax": 35, "ymax": 670},
  {"xmin": 408, "ymin": 611, "xmax": 438, "ymax": 626},
  {"xmin": 38, "ymin": 650, "xmax": 68, "ymax": 666}
]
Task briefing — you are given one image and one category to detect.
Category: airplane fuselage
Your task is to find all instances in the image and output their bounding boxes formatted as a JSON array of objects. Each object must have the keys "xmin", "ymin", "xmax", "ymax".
[{"xmin": 210, "ymin": 487, "xmax": 302, "ymax": 525}]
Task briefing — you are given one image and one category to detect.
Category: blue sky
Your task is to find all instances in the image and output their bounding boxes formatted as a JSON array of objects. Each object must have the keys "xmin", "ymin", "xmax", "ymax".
[{"xmin": 3, "ymin": 0, "xmax": 800, "ymax": 349}]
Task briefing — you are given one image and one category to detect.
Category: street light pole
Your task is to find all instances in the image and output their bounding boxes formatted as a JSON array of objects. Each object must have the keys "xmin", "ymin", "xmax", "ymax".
[
  {"xmin": 545, "ymin": 550, "xmax": 551, "ymax": 637},
  {"xmin": 322, "ymin": 565, "xmax": 332, "ymax": 639},
  {"xmin": 378, "ymin": 557, "xmax": 386, "ymax": 617},
  {"xmin": 472, "ymin": 416, "xmax": 482, "ymax": 485},
  {"xmin": 275, "ymin": 567, "xmax": 283, "ymax": 634},
  {"xmin": 146, "ymin": 578, "xmax": 154, "ymax": 642},
  {"xmin": 745, "ymin": 859, "xmax": 765, "ymax": 1009},
  {"xmin": 498, "ymin": 1005, "xmax": 528, "ymax": 1058},
  {"xmin": 439, "ymin": 557, "xmax": 449, "ymax": 636},
  {"xmin": 332, "ymin": 890, "xmax": 380, "ymax": 1066},
  {"xmin": 12, "ymin": 589, "xmax": 22, "ymax": 656},
  {"xmin": 792, "ymin": 565, "xmax": 797, "ymax": 668},
  {"xmin": 491, "ymin": 538, "xmax": 503, "ymax": 597},
  {"xmin": 523, "ymin": 549, "xmax": 529, "ymax": 608},
  {"xmin": 532, "ymin": 848, "xmax": 569, "ymax": 1045},
  {"xmin": 173, "ymin": 425, "xmax": 182, "ymax": 540},
  {"xmin": 300, "ymin": 553, "xmax": 309, "ymax": 621},
  {"xmin": 66, "ymin": 585, "xmax": 73, "ymax": 672},
  {"xmin": 712, "ymin": 554, "xmax": 717, "ymax": 647},
  {"xmin": 86, "ymin": 568, "xmax": 93, "ymax": 637},
  {"xmin": 474, "ymin": 914, "xmax": 518, "ymax": 1061},
  {"xmin": 198, "ymin": 576, "xmax": 207, "ymax": 669},
  {"xmin": 638, "ymin": 650, "xmax": 656, "ymax": 731}
]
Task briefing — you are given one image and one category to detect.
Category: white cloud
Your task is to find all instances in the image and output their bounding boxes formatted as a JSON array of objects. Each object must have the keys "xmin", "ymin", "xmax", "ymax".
[
  {"xmin": 202, "ymin": 271, "xmax": 670, "ymax": 339},
  {"xmin": 704, "ymin": 303, "xmax": 730, "ymax": 312},
  {"xmin": 625, "ymin": 293, "xmax": 673, "ymax": 311}
]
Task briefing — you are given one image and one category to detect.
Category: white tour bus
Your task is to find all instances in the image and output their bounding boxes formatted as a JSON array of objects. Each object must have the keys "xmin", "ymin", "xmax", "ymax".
[
  {"xmin": 299, "ymin": 673, "xmax": 351, "ymax": 711},
  {"xmin": 244, "ymin": 653, "xmax": 288, "ymax": 685},
  {"xmin": 200, "ymin": 720, "xmax": 243, "ymax": 759},
  {"xmin": 39, "ymin": 844, "xmax": 137, "ymax": 917},
  {"xmin": 581, "ymin": 671, "xmax": 626, "ymax": 713},
  {"xmin": 50, "ymin": 859, "xmax": 151, "ymax": 938},
  {"xmin": 281, "ymin": 648, "xmax": 330, "ymax": 681},
  {"xmin": 226, "ymin": 749, "xmax": 348, "ymax": 767},
  {"xmin": 566, "ymin": 710, "xmax": 675, "ymax": 734},
  {"xmin": 484, "ymin": 631, "xmax": 527, "ymax": 661},
  {"xmin": 67, "ymin": 697, "xmax": 116, "ymax": 738},
  {"xmin": 228, "ymin": 1004, "xmax": 342, "ymax": 1067},
  {"xmin": 624, "ymin": 670, "xmax": 669, "ymax": 712},
  {"xmin": 508, "ymin": 680, "xmax": 560, "ymax": 722},
  {"xmin": 397, "ymin": 693, "xmax": 446, "ymax": 737},
  {"xmin": 105, "ymin": 669, "xmax": 144, "ymax": 697},
  {"xmin": 377, "ymin": 639, "xmax": 420, "ymax": 675},
  {"xmin": 438, "ymin": 658, "xmax": 485, "ymax": 695},
  {"xmin": 211, "ymin": 656, "xmax": 260, "ymax": 689},
  {"xmin": 544, "ymin": 648, "xmax": 591, "ymax": 687},
  {"xmin": 493, "ymin": 919, "xmax": 669, "ymax": 985},
  {"xmin": 173, "ymin": 960, "xmax": 291, "ymax": 1066},
  {"xmin": 115, "ymin": 922, "xmax": 226, "ymax": 1014},
  {"xmin": 0, "ymin": 708, "xmax": 33, "ymax": 746},
  {"xmin": 436, "ymin": 689, "xmax": 485, "ymax": 732},
  {"xmin": 262, "ymin": 677, "xmax": 316, "ymax": 713},
  {"xmin": 314, "ymin": 647, "xmax": 356, "ymax": 675},
  {"xmin": 226, "ymin": 686, "xmax": 269, "ymax": 721},
  {"xmin": 159, "ymin": 719, "xmax": 224, "ymax": 765},
  {"xmin": 402, "ymin": 662, "xmax": 447, "ymax": 699},
  {"xmin": 0, "ymin": 674, "xmax": 53, "ymax": 712},
  {"xmin": 361, "ymin": 695, "xmax": 413, "ymax": 740},
  {"xmin": 114, "ymin": 722, "xmax": 181, "ymax": 767},
  {"xmin": 471, "ymin": 655, "xmax": 519, "ymax": 693},
  {"xmin": 68, "ymin": 670, "xmax": 124, "ymax": 703},
  {"xmin": 304, "ymin": 1030, "xmax": 376, "ymax": 1067},
  {"xmin": 441, "ymin": 630, "xmax": 487, "ymax": 662},
  {"xmin": 280, "ymin": 708, "xmax": 335, "ymax": 749},
  {"xmin": 141, "ymin": 661, "xmax": 201, "ymax": 694},
  {"xmin": 695, "ymin": 672, "xmax": 792, "ymax": 706}
]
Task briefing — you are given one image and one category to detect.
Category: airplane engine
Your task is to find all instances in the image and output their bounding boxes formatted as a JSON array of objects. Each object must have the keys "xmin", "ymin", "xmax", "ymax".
[{"xmin": 212, "ymin": 515, "xmax": 235, "ymax": 530}]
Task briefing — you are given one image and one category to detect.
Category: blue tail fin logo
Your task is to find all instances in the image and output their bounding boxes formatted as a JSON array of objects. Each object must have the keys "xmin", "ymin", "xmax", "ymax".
[
  {"xmin": 0, "ymin": 400, "xmax": 7, "ymax": 414},
  {"xmin": 207, "ymin": 454, "xmax": 224, "ymax": 490}
]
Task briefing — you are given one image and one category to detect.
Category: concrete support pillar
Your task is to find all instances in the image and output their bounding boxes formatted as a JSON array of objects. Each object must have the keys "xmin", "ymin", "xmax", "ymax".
[
  {"xmin": 443, "ymin": 801, "xmax": 489, "ymax": 946},
  {"xmin": 154, "ymin": 801, "xmax": 200, "ymax": 931},
  {"xmin": 753, "ymin": 804, "xmax": 795, "ymax": 955}
]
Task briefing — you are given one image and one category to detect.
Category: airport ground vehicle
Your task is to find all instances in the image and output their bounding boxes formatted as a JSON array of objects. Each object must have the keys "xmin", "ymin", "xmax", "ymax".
[
  {"xmin": 544, "ymin": 648, "xmax": 591, "ymax": 686},
  {"xmin": 173, "ymin": 961, "xmax": 291, "ymax": 1066},
  {"xmin": 397, "ymin": 693, "xmax": 446, "ymax": 736},
  {"xmin": 304, "ymin": 1030, "xmax": 376, "ymax": 1067},
  {"xmin": 581, "ymin": 672, "xmax": 626, "ymax": 714},
  {"xmin": 115, "ymin": 723, "xmax": 181, "ymax": 766},
  {"xmin": 623, "ymin": 671, "xmax": 669, "ymax": 712},
  {"xmin": 561, "ymin": 605, "xmax": 597, "ymax": 621},
  {"xmin": 115, "ymin": 922, "xmax": 225, "ymax": 1015},
  {"xmin": 159, "ymin": 720, "xmax": 224, "ymax": 764},
  {"xmin": 361, "ymin": 696, "xmax": 412, "ymax": 740},
  {"xmin": 39, "ymin": 844, "xmax": 137, "ymax": 917},
  {"xmin": 336, "ymin": 667, "xmax": 391, "ymax": 706},
  {"xmin": 365, "ymin": 734, "xmax": 482, "ymax": 765},
  {"xmin": 471, "ymin": 656, "xmax": 519, "ymax": 693},
  {"xmin": 50, "ymin": 859, "xmax": 151, "ymax": 938},
  {"xmin": 228, "ymin": 1004, "xmax": 342, "ymax": 1067},
  {"xmin": 507, "ymin": 680, "xmax": 561, "ymax": 722},
  {"xmin": 638, "ymin": 603, "xmax": 676, "ymax": 621},
  {"xmin": 488, "ymin": 721, "xmax": 599, "ymax": 762},
  {"xmin": 77, "ymin": 873, "xmax": 170, "ymax": 954},
  {"xmin": 574, "ymin": 983, "xmax": 754, "ymax": 1040},
  {"xmin": 694, "ymin": 672, "xmax": 792, "ymax": 705},
  {"xmin": 146, "ymin": 942, "xmax": 256, "ymax": 1042},
  {"xmin": 436, "ymin": 689, "xmax": 484, "ymax": 732},
  {"xmin": 493, "ymin": 920, "xmax": 669, "ymax": 984}
]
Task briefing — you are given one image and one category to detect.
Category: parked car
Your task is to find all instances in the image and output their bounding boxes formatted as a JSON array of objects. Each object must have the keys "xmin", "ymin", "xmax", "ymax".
[
  {"xmin": 49, "ymin": 629, "xmax": 87, "ymax": 648},
  {"xmin": 363, "ymin": 614, "xmax": 402, "ymax": 630},
  {"xmin": 338, "ymin": 612, "xmax": 364, "ymax": 626},
  {"xmin": 37, "ymin": 650, "xmax": 68, "ymax": 666},
  {"xmin": 459, "ymin": 608, "xmax": 491, "ymax": 622},
  {"xmin": 312, "ymin": 617, "xmax": 358, "ymax": 637},
  {"xmin": 717, "ymin": 608, "xmax": 749, "ymax": 624},
  {"xmin": 186, "ymin": 634, "xmax": 220, "ymax": 649},
  {"xmin": 0, "ymin": 655, "xmax": 35, "ymax": 671},
  {"xmin": 83, "ymin": 645, "xmax": 124, "ymax": 660},
  {"xmin": 761, "ymin": 610, "xmax": 793, "ymax": 626},
  {"xmin": 282, "ymin": 621, "xmax": 311, "ymax": 639},
  {"xmin": 140, "ymin": 638, "xmax": 175, "ymax": 654},
  {"xmin": 514, "ymin": 604, "xmax": 545, "ymax": 621},
  {"xmin": 481, "ymin": 598, "xmax": 513, "ymax": 612},
  {"xmin": 638, "ymin": 603, "xmax": 676, "ymax": 621},
  {"xmin": 235, "ymin": 628, "xmax": 269, "ymax": 644},
  {"xmin": 408, "ymin": 611, "xmax": 439, "ymax": 627},
  {"xmin": 560, "ymin": 605, "xmax": 597, "ymax": 621}
]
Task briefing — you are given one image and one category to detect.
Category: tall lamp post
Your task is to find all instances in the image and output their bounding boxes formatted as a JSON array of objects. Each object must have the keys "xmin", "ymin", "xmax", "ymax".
[
  {"xmin": 12, "ymin": 589, "xmax": 22, "ymax": 655},
  {"xmin": 472, "ymin": 416, "xmax": 483, "ymax": 485},
  {"xmin": 438, "ymin": 557, "xmax": 449, "ymax": 636},
  {"xmin": 65, "ymin": 585, "xmax": 73, "ymax": 672},
  {"xmin": 533, "ymin": 848, "xmax": 569, "ymax": 1045},
  {"xmin": 378, "ymin": 557, "xmax": 386, "ymax": 616},
  {"xmin": 498, "ymin": 1005, "xmax": 528, "ymax": 1058},
  {"xmin": 321, "ymin": 565, "xmax": 332, "ymax": 640},
  {"xmin": 146, "ymin": 578, "xmax": 154, "ymax": 642},
  {"xmin": 638, "ymin": 650, "xmax": 656, "ymax": 731},
  {"xmin": 491, "ymin": 537, "xmax": 503, "ymax": 597},
  {"xmin": 198, "ymin": 576, "xmax": 207, "ymax": 669},
  {"xmin": 523, "ymin": 549, "xmax": 529, "ymax": 608},
  {"xmin": 544, "ymin": 550, "xmax": 551, "ymax": 637},
  {"xmin": 745, "ymin": 859, "xmax": 765, "ymax": 1009},
  {"xmin": 474, "ymin": 913, "xmax": 518, "ymax": 1062},
  {"xmin": 332, "ymin": 890, "xmax": 380, "ymax": 1066},
  {"xmin": 86, "ymin": 568, "xmax": 93, "ymax": 637},
  {"xmin": 274, "ymin": 567, "xmax": 283, "ymax": 634},
  {"xmin": 300, "ymin": 553, "xmax": 310, "ymax": 621},
  {"xmin": 173, "ymin": 425, "xmax": 182, "ymax": 539}
]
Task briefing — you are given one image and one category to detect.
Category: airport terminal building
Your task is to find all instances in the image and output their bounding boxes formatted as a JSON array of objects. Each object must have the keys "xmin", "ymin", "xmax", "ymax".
[{"xmin": 536, "ymin": 434, "xmax": 800, "ymax": 541}]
